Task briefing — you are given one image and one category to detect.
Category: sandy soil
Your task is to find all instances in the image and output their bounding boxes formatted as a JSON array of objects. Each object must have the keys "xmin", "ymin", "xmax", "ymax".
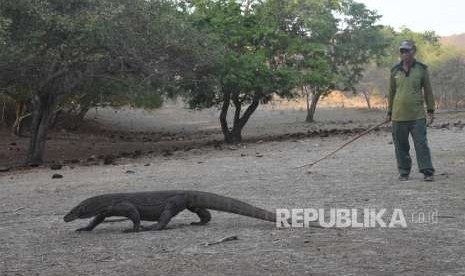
[{"xmin": 1, "ymin": 106, "xmax": 465, "ymax": 275}]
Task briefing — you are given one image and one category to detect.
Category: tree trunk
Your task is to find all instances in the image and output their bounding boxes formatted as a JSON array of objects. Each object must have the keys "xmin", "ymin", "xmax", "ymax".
[
  {"xmin": 219, "ymin": 91, "xmax": 260, "ymax": 144},
  {"xmin": 306, "ymin": 90, "xmax": 321, "ymax": 123},
  {"xmin": 219, "ymin": 91, "xmax": 233, "ymax": 143},
  {"xmin": 231, "ymin": 96, "xmax": 259, "ymax": 143},
  {"xmin": 361, "ymin": 90, "xmax": 372, "ymax": 110},
  {"xmin": 27, "ymin": 93, "xmax": 56, "ymax": 165},
  {"xmin": 304, "ymin": 86, "xmax": 310, "ymax": 116},
  {"xmin": 1, "ymin": 98, "xmax": 5, "ymax": 127},
  {"xmin": 12, "ymin": 101, "xmax": 27, "ymax": 136}
]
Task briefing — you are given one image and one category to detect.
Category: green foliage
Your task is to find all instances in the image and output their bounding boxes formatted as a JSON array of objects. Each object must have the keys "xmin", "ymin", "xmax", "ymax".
[
  {"xmin": 430, "ymin": 50, "xmax": 465, "ymax": 109},
  {"xmin": 183, "ymin": 0, "xmax": 301, "ymax": 109},
  {"xmin": 0, "ymin": 0, "xmax": 217, "ymax": 112},
  {"xmin": 332, "ymin": 0, "xmax": 390, "ymax": 92},
  {"xmin": 134, "ymin": 94, "xmax": 164, "ymax": 109},
  {"xmin": 357, "ymin": 27, "xmax": 465, "ymax": 110},
  {"xmin": 378, "ymin": 27, "xmax": 442, "ymax": 68}
]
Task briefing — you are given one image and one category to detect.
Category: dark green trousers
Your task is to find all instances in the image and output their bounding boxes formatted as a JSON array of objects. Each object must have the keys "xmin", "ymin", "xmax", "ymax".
[{"xmin": 392, "ymin": 118, "xmax": 434, "ymax": 176}]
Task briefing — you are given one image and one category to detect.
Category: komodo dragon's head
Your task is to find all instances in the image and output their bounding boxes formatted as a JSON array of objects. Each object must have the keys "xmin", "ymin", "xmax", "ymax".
[{"xmin": 64, "ymin": 195, "xmax": 108, "ymax": 222}]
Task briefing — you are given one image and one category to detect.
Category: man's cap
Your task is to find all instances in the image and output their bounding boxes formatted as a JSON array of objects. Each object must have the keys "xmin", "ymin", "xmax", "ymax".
[{"xmin": 399, "ymin": 40, "xmax": 415, "ymax": 50}]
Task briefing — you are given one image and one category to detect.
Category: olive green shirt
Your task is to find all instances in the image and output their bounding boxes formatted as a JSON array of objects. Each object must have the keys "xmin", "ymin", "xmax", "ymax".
[{"xmin": 388, "ymin": 60, "xmax": 435, "ymax": 121}]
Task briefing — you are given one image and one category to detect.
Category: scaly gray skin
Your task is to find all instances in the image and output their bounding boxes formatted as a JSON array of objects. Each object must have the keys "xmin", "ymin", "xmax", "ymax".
[{"xmin": 64, "ymin": 190, "xmax": 277, "ymax": 232}]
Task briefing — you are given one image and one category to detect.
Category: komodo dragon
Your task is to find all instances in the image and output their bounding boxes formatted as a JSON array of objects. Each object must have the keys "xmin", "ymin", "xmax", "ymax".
[{"xmin": 64, "ymin": 190, "xmax": 278, "ymax": 232}]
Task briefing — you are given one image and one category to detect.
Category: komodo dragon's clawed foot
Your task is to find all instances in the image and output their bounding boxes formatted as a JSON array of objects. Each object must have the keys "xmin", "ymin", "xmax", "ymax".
[
  {"xmin": 190, "ymin": 221, "xmax": 209, "ymax": 226},
  {"xmin": 75, "ymin": 227, "xmax": 93, "ymax": 232},
  {"xmin": 122, "ymin": 225, "xmax": 146, "ymax": 233}
]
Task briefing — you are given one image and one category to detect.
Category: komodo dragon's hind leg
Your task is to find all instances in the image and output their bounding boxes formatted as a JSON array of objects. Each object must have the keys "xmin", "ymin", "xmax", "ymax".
[{"xmin": 188, "ymin": 207, "xmax": 211, "ymax": 225}]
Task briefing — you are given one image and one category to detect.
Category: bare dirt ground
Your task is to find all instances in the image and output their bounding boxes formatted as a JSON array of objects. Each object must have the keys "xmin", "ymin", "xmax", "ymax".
[
  {"xmin": 1, "ymin": 100, "xmax": 465, "ymax": 275},
  {"xmin": 0, "ymin": 98, "xmax": 388, "ymax": 167}
]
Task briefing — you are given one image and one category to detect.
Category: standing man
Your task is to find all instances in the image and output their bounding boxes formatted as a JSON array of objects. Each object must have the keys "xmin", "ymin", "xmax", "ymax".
[{"xmin": 386, "ymin": 39, "xmax": 435, "ymax": 182}]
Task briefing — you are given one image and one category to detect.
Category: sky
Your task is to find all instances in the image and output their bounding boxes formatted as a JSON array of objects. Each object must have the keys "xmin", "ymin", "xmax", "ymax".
[{"xmin": 357, "ymin": 0, "xmax": 465, "ymax": 36}]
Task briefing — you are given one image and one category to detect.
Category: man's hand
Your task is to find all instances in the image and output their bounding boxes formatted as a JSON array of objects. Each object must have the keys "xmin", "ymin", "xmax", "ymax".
[
  {"xmin": 385, "ymin": 114, "xmax": 391, "ymax": 123},
  {"xmin": 427, "ymin": 113, "xmax": 434, "ymax": 126}
]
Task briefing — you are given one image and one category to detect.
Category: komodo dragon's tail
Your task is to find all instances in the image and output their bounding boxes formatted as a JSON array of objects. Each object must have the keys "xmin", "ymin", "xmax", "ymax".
[{"xmin": 186, "ymin": 191, "xmax": 276, "ymax": 222}]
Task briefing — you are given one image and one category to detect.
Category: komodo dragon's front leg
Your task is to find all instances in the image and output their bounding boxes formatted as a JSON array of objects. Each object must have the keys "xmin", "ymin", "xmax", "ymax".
[
  {"xmin": 138, "ymin": 195, "xmax": 188, "ymax": 231},
  {"xmin": 77, "ymin": 202, "xmax": 141, "ymax": 232}
]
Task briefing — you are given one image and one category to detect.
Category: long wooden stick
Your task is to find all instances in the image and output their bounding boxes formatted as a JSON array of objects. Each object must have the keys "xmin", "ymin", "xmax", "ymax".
[{"xmin": 295, "ymin": 121, "xmax": 387, "ymax": 169}]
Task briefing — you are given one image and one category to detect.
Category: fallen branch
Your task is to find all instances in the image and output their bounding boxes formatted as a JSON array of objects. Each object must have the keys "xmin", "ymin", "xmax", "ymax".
[
  {"xmin": 95, "ymin": 256, "xmax": 114, "ymax": 263},
  {"xmin": 203, "ymin": 235, "xmax": 238, "ymax": 246},
  {"xmin": 0, "ymin": 207, "xmax": 26, "ymax": 214}
]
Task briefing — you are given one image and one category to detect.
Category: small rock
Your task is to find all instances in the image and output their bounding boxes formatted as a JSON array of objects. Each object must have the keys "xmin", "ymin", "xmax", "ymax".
[
  {"xmin": 440, "ymin": 123, "xmax": 450, "ymax": 129},
  {"xmin": 190, "ymin": 149, "xmax": 202, "ymax": 155},
  {"xmin": 50, "ymin": 164, "xmax": 63, "ymax": 170},
  {"xmin": 9, "ymin": 142, "xmax": 17, "ymax": 146},
  {"xmin": 162, "ymin": 150, "xmax": 173, "ymax": 157},
  {"xmin": 126, "ymin": 170, "xmax": 135, "ymax": 174},
  {"xmin": 0, "ymin": 166, "xmax": 11, "ymax": 172},
  {"xmin": 255, "ymin": 153, "xmax": 263, "ymax": 158},
  {"xmin": 319, "ymin": 132, "xmax": 329, "ymax": 138},
  {"xmin": 52, "ymin": 174, "xmax": 63, "ymax": 179},
  {"xmin": 103, "ymin": 155, "xmax": 115, "ymax": 165},
  {"xmin": 241, "ymin": 153, "xmax": 247, "ymax": 157},
  {"xmin": 144, "ymin": 163, "xmax": 151, "ymax": 166},
  {"xmin": 388, "ymin": 141, "xmax": 393, "ymax": 144}
]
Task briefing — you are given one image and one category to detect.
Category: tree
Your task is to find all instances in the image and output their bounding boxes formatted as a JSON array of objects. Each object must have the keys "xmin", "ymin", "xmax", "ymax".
[
  {"xmin": 431, "ymin": 54, "xmax": 465, "ymax": 109},
  {"xmin": 354, "ymin": 64, "xmax": 388, "ymax": 109},
  {"xmin": 0, "ymin": 0, "xmax": 217, "ymax": 164},
  {"xmin": 183, "ymin": 0, "xmax": 298, "ymax": 143},
  {"xmin": 304, "ymin": 0, "xmax": 389, "ymax": 122}
]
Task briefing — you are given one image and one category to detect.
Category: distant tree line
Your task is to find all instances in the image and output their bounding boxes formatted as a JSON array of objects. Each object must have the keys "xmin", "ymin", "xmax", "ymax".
[{"xmin": 357, "ymin": 27, "xmax": 465, "ymax": 110}]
